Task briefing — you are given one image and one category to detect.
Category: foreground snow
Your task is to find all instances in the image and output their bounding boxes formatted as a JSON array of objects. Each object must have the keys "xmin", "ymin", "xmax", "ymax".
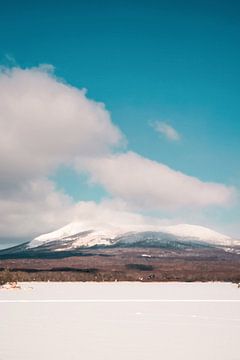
[{"xmin": 0, "ymin": 282, "xmax": 240, "ymax": 360}]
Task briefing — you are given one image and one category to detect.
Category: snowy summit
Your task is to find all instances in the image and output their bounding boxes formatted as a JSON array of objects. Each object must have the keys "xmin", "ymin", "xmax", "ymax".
[{"xmin": 29, "ymin": 221, "xmax": 235, "ymax": 250}]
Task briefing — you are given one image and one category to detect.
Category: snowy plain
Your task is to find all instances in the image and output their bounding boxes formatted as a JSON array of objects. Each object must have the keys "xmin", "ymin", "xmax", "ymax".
[{"xmin": 0, "ymin": 282, "xmax": 240, "ymax": 360}]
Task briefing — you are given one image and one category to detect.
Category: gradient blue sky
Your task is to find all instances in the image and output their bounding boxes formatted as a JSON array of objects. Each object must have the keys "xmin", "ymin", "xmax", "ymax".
[{"xmin": 0, "ymin": 0, "xmax": 240, "ymax": 239}]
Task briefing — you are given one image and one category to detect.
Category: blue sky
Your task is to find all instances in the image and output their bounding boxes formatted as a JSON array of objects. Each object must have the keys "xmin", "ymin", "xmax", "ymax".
[{"xmin": 0, "ymin": 0, "xmax": 240, "ymax": 242}]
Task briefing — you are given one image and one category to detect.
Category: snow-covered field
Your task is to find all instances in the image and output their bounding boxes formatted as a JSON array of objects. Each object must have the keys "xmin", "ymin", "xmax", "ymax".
[{"xmin": 0, "ymin": 282, "xmax": 240, "ymax": 360}]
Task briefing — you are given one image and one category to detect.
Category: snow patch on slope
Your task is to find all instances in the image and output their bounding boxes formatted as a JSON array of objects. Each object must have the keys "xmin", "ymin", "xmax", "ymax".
[{"xmin": 161, "ymin": 224, "xmax": 231, "ymax": 244}]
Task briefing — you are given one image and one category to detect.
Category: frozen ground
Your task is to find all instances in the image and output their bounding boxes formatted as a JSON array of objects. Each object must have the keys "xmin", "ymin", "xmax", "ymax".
[{"xmin": 0, "ymin": 282, "xmax": 240, "ymax": 360}]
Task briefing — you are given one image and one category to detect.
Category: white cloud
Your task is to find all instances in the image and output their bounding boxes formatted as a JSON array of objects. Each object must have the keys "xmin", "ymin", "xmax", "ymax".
[
  {"xmin": 0, "ymin": 178, "xmax": 75, "ymax": 238},
  {"xmin": 78, "ymin": 152, "xmax": 234, "ymax": 210},
  {"xmin": 0, "ymin": 65, "xmax": 236, "ymax": 241},
  {"xmin": 71, "ymin": 200, "xmax": 172, "ymax": 231},
  {"xmin": 151, "ymin": 121, "xmax": 180, "ymax": 141},
  {"xmin": 0, "ymin": 65, "xmax": 123, "ymax": 238},
  {"xmin": 0, "ymin": 65, "xmax": 123, "ymax": 183}
]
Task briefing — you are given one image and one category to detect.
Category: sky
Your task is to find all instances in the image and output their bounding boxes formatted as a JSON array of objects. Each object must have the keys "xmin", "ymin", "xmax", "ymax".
[{"xmin": 0, "ymin": 0, "xmax": 240, "ymax": 247}]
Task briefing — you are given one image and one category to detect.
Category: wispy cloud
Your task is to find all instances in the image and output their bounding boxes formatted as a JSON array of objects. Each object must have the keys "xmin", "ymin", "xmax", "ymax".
[{"xmin": 150, "ymin": 121, "xmax": 180, "ymax": 141}]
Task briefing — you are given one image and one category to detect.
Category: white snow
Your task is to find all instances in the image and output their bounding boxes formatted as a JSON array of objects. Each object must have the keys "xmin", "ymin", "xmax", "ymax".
[
  {"xmin": 161, "ymin": 223, "xmax": 231, "ymax": 244},
  {"xmin": 0, "ymin": 282, "xmax": 240, "ymax": 360},
  {"xmin": 29, "ymin": 221, "xmax": 89, "ymax": 247},
  {"xmin": 29, "ymin": 220, "xmax": 235, "ymax": 249}
]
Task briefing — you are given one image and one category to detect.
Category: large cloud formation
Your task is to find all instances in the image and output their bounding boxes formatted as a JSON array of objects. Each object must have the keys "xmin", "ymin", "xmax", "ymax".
[
  {"xmin": 0, "ymin": 65, "xmax": 122, "ymax": 183},
  {"xmin": 0, "ymin": 65, "xmax": 235, "ymax": 240},
  {"xmin": 0, "ymin": 65, "xmax": 122, "ymax": 238}
]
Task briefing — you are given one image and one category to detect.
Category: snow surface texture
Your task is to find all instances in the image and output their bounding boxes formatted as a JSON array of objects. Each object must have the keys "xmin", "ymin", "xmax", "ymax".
[
  {"xmin": 0, "ymin": 282, "xmax": 240, "ymax": 360},
  {"xmin": 29, "ymin": 221, "xmax": 235, "ymax": 249}
]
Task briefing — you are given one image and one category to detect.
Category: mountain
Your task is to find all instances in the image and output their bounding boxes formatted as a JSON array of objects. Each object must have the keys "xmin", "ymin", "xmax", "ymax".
[
  {"xmin": 29, "ymin": 222, "xmax": 234, "ymax": 248},
  {"xmin": 25, "ymin": 222, "xmax": 239, "ymax": 251},
  {"xmin": 0, "ymin": 221, "xmax": 239, "ymax": 259}
]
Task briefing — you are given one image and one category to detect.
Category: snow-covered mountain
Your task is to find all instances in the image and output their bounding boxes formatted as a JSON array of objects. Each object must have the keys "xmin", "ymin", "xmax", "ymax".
[{"xmin": 27, "ymin": 221, "xmax": 236, "ymax": 251}]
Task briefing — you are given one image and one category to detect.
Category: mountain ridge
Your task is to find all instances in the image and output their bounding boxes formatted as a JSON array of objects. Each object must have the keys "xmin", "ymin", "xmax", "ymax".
[
  {"xmin": 28, "ymin": 222, "xmax": 237, "ymax": 251},
  {"xmin": 0, "ymin": 222, "xmax": 239, "ymax": 260}
]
